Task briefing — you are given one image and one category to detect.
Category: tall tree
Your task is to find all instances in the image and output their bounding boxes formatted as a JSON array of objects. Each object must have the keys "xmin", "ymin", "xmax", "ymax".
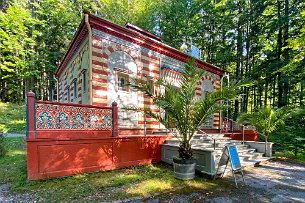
[{"xmin": 0, "ymin": 2, "xmax": 39, "ymax": 102}]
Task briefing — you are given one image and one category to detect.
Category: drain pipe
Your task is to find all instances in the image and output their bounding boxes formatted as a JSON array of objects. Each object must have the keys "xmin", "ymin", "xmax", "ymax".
[
  {"xmin": 220, "ymin": 73, "xmax": 230, "ymax": 131},
  {"xmin": 85, "ymin": 13, "xmax": 93, "ymax": 105}
]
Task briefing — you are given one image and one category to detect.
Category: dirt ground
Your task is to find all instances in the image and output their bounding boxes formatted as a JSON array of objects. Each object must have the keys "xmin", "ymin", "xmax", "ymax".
[
  {"xmin": 1, "ymin": 159, "xmax": 305, "ymax": 203},
  {"xmin": 151, "ymin": 159, "xmax": 305, "ymax": 203}
]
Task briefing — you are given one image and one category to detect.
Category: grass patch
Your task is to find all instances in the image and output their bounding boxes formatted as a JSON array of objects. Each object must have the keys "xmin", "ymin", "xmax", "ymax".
[
  {"xmin": 0, "ymin": 137, "xmax": 26, "ymax": 183},
  {"xmin": 0, "ymin": 102, "xmax": 26, "ymax": 133},
  {"xmin": 0, "ymin": 137, "xmax": 230, "ymax": 202},
  {"xmin": 275, "ymin": 150, "xmax": 305, "ymax": 162}
]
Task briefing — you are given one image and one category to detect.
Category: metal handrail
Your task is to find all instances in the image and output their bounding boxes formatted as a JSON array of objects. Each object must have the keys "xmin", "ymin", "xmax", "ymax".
[
  {"xmin": 197, "ymin": 129, "xmax": 216, "ymax": 150},
  {"xmin": 223, "ymin": 117, "xmax": 256, "ymax": 145}
]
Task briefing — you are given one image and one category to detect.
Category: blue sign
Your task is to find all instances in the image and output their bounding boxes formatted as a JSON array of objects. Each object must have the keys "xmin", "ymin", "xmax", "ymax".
[{"xmin": 227, "ymin": 145, "xmax": 241, "ymax": 170}]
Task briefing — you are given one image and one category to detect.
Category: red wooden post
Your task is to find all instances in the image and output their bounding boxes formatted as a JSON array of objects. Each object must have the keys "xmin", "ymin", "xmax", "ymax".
[
  {"xmin": 26, "ymin": 91, "xmax": 36, "ymax": 140},
  {"xmin": 112, "ymin": 102, "xmax": 118, "ymax": 136}
]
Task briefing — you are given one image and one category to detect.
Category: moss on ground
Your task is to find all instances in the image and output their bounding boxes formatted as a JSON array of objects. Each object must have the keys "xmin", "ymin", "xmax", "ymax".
[{"xmin": 0, "ymin": 102, "xmax": 26, "ymax": 133}]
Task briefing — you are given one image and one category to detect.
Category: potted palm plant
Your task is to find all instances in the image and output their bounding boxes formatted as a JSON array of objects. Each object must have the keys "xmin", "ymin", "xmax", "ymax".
[
  {"xmin": 128, "ymin": 61, "xmax": 236, "ymax": 180},
  {"xmin": 237, "ymin": 106, "xmax": 293, "ymax": 157}
]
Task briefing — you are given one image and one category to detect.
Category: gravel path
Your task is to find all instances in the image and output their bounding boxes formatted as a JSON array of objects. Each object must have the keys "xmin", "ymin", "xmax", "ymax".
[
  {"xmin": 149, "ymin": 159, "xmax": 305, "ymax": 203},
  {"xmin": 0, "ymin": 159, "xmax": 304, "ymax": 203}
]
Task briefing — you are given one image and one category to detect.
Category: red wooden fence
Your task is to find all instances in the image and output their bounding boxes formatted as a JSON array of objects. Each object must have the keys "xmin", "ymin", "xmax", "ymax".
[{"xmin": 26, "ymin": 92, "xmax": 168, "ymax": 180}]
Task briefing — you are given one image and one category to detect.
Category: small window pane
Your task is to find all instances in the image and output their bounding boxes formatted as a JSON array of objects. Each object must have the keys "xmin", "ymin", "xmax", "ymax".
[{"xmin": 117, "ymin": 72, "xmax": 129, "ymax": 91}]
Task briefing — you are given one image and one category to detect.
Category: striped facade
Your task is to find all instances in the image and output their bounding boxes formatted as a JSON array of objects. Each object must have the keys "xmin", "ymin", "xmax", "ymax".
[
  {"xmin": 56, "ymin": 14, "xmax": 225, "ymax": 134},
  {"xmin": 91, "ymin": 34, "xmax": 161, "ymax": 130},
  {"xmin": 58, "ymin": 38, "xmax": 90, "ymax": 105}
]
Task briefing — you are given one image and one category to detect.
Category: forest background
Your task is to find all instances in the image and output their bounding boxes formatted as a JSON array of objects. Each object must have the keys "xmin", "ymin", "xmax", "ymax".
[{"xmin": 0, "ymin": 0, "xmax": 305, "ymax": 140}]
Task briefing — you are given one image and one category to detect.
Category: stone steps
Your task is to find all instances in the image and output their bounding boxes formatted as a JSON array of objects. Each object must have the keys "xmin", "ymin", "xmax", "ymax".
[
  {"xmin": 164, "ymin": 132, "xmax": 272, "ymax": 176},
  {"xmin": 216, "ymin": 157, "xmax": 271, "ymax": 176}
]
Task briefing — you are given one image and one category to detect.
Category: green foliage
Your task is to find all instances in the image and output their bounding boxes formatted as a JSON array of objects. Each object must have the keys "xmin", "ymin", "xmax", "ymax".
[
  {"xmin": 129, "ymin": 61, "xmax": 236, "ymax": 159},
  {"xmin": 1, "ymin": 0, "xmax": 305, "ymax": 131},
  {"xmin": 272, "ymin": 108, "xmax": 305, "ymax": 151},
  {"xmin": 0, "ymin": 137, "xmax": 25, "ymax": 182},
  {"xmin": 0, "ymin": 133, "xmax": 7, "ymax": 157},
  {"xmin": 0, "ymin": 2, "xmax": 40, "ymax": 102},
  {"xmin": 237, "ymin": 106, "xmax": 293, "ymax": 142},
  {"xmin": 0, "ymin": 102, "xmax": 26, "ymax": 133},
  {"xmin": 237, "ymin": 106, "xmax": 295, "ymax": 156},
  {"xmin": 97, "ymin": 0, "xmax": 161, "ymax": 32}
]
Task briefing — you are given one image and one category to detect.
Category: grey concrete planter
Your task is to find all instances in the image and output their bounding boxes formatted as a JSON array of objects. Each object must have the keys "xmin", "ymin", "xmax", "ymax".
[
  {"xmin": 162, "ymin": 144, "xmax": 216, "ymax": 176},
  {"xmin": 244, "ymin": 141, "xmax": 273, "ymax": 157},
  {"xmin": 173, "ymin": 158, "xmax": 196, "ymax": 180}
]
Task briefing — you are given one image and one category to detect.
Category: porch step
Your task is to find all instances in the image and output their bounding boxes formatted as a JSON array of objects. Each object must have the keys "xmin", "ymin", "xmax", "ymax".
[
  {"xmin": 216, "ymin": 157, "xmax": 271, "ymax": 176},
  {"xmin": 163, "ymin": 132, "xmax": 272, "ymax": 176},
  {"xmin": 204, "ymin": 133, "xmax": 272, "ymax": 176}
]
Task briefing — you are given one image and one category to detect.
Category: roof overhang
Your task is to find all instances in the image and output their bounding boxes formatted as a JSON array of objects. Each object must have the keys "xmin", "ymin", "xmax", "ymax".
[{"xmin": 55, "ymin": 13, "xmax": 225, "ymax": 77}]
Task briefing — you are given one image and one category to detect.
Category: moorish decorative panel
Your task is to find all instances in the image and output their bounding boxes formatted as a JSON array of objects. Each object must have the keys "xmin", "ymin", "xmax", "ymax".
[{"xmin": 36, "ymin": 103, "xmax": 112, "ymax": 130}]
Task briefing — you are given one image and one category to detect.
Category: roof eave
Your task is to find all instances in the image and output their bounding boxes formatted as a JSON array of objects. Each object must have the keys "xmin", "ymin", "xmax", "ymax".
[{"xmin": 88, "ymin": 14, "xmax": 225, "ymax": 76}]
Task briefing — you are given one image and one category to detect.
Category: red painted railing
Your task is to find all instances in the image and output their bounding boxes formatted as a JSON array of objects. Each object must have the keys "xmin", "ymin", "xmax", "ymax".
[
  {"xmin": 25, "ymin": 92, "xmax": 168, "ymax": 180},
  {"xmin": 26, "ymin": 91, "xmax": 118, "ymax": 140}
]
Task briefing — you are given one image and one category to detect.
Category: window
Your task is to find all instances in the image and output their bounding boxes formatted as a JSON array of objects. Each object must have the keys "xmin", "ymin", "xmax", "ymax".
[
  {"xmin": 61, "ymin": 81, "xmax": 64, "ymax": 102},
  {"xmin": 201, "ymin": 80, "xmax": 213, "ymax": 99},
  {"xmin": 73, "ymin": 79, "xmax": 77, "ymax": 102},
  {"xmin": 82, "ymin": 69, "xmax": 87, "ymax": 93},
  {"xmin": 117, "ymin": 72, "xmax": 129, "ymax": 92},
  {"xmin": 67, "ymin": 85, "xmax": 70, "ymax": 102}
]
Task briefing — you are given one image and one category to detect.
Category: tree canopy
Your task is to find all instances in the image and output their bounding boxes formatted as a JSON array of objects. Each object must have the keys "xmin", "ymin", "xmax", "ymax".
[{"xmin": 0, "ymin": 0, "xmax": 304, "ymax": 116}]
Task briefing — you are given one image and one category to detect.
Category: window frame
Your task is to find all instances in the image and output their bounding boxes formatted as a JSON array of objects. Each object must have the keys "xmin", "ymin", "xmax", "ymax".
[
  {"xmin": 116, "ymin": 71, "xmax": 130, "ymax": 92},
  {"xmin": 81, "ymin": 69, "xmax": 87, "ymax": 93},
  {"xmin": 72, "ymin": 78, "xmax": 77, "ymax": 102}
]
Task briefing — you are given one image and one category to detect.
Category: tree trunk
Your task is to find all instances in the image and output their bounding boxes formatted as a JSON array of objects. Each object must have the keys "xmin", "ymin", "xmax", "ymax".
[
  {"xmin": 234, "ymin": 1, "xmax": 243, "ymax": 119},
  {"xmin": 277, "ymin": 0, "xmax": 284, "ymax": 107}
]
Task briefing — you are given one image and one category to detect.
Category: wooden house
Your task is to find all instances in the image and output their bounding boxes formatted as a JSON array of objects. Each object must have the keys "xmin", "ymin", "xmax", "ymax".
[{"xmin": 55, "ymin": 13, "xmax": 225, "ymax": 135}]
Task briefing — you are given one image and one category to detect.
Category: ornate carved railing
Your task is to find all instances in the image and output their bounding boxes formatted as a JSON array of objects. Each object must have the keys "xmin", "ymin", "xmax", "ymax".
[
  {"xmin": 36, "ymin": 101, "xmax": 112, "ymax": 130},
  {"xmin": 26, "ymin": 91, "xmax": 118, "ymax": 139}
]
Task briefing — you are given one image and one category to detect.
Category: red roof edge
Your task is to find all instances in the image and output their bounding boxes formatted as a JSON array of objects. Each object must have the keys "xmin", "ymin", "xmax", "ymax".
[
  {"xmin": 56, "ymin": 13, "xmax": 225, "ymax": 77},
  {"xmin": 125, "ymin": 23, "xmax": 161, "ymax": 41},
  {"xmin": 88, "ymin": 14, "xmax": 225, "ymax": 76}
]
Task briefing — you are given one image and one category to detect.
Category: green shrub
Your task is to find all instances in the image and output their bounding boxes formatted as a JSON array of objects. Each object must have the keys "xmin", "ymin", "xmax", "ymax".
[{"xmin": 272, "ymin": 108, "xmax": 305, "ymax": 158}]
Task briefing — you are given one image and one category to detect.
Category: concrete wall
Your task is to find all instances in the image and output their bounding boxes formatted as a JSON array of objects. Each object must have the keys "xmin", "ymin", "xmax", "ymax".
[{"xmin": 244, "ymin": 141, "xmax": 273, "ymax": 157}]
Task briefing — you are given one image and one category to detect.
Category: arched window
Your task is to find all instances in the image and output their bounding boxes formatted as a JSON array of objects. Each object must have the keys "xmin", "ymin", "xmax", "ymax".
[
  {"xmin": 201, "ymin": 79, "xmax": 214, "ymax": 128},
  {"xmin": 108, "ymin": 51, "xmax": 137, "ymax": 92},
  {"xmin": 81, "ymin": 69, "xmax": 87, "ymax": 93},
  {"xmin": 81, "ymin": 51, "xmax": 89, "ymax": 93},
  {"xmin": 67, "ymin": 85, "xmax": 70, "ymax": 102},
  {"xmin": 81, "ymin": 50, "xmax": 89, "ymax": 104},
  {"xmin": 108, "ymin": 51, "xmax": 137, "ymax": 73},
  {"xmin": 72, "ymin": 78, "xmax": 77, "ymax": 103},
  {"xmin": 201, "ymin": 79, "xmax": 213, "ymax": 99}
]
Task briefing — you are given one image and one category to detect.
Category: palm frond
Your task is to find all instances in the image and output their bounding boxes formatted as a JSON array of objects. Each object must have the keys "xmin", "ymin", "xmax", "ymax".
[
  {"xmin": 127, "ymin": 60, "xmax": 236, "ymax": 159},
  {"xmin": 237, "ymin": 106, "xmax": 295, "ymax": 140}
]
